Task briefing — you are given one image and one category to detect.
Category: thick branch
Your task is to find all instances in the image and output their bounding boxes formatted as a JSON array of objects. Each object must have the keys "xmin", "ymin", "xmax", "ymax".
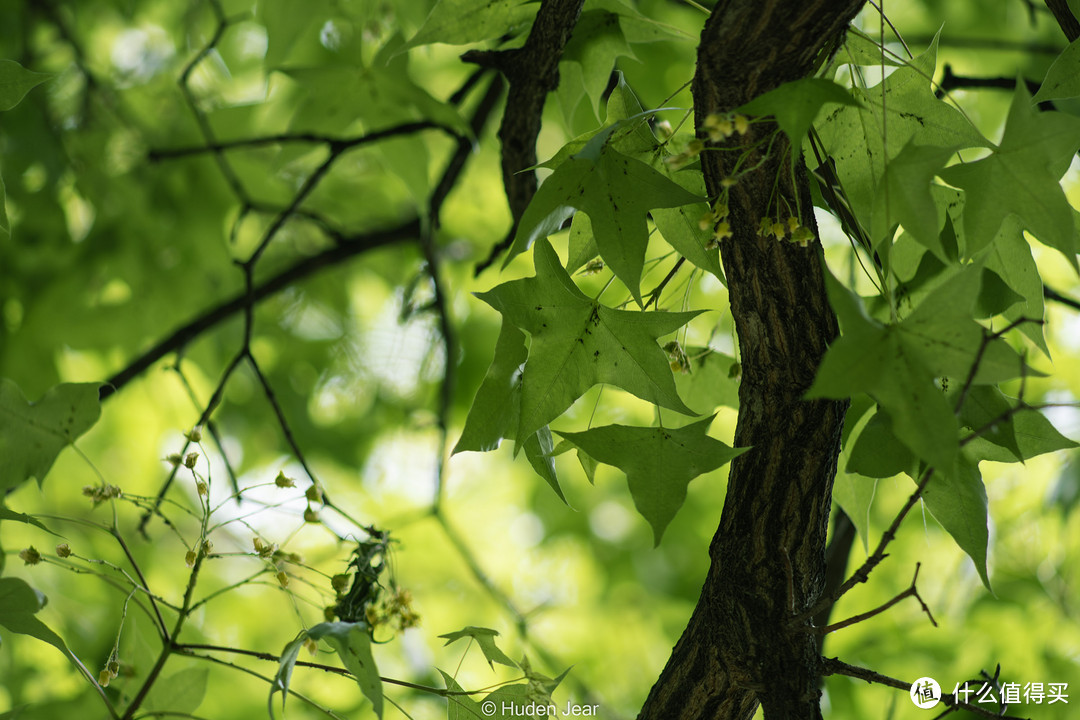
[
  {"xmin": 639, "ymin": 2, "xmax": 864, "ymax": 719},
  {"xmin": 469, "ymin": 0, "xmax": 585, "ymax": 272},
  {"xmin": 1046, "ymin": 0, "xmax": 1080, "ymax": 41}
]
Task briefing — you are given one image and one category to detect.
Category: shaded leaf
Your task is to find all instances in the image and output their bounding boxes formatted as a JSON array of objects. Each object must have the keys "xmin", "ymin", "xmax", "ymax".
[
  {"xmin": 0, "ymin": 379, "xmax": 102, "ymax": 492},
  {"xmin": 557, "ymin": 416, "xmax": 746, "ymax": 544},
  {"xmin": 871, "ymin": 141, "xmax": 958, "ymax": 250},
  {"xmin": 145, "ymin": 668, "xmax": 209, "ymax": 715},
  {"xmin": 738, "ymin": 77, "xmax": 861, "ymax": 146},
  {"xmin": 1033, "ymin": 36, "xmax": 1080, "ymax": 102},
  {"xmin": 846, "ymin": 409, "xmax": 916, "ymax": 478},
  {"xmin": 921, "ymin": 453, "xmax": 991, "ymax": 590},
  {"xmin": 307, "ymin": 622, "xmax": 382, "ymax": 718},
  {"xmin": 984, "ymin": 217, "xmax": 1046, "ymax": 353},
  {"xmin": 0, "ymin": 60, "xmax": 52, "ymax": 112}
]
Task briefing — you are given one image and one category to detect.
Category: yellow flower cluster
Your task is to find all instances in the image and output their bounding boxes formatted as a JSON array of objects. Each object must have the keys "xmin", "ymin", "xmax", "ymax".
[
  {"xmin": 83, "ymin": 484, "xmax": 122, "ymax": 506},
  {"xmin": 699, "ymin": 198, "xmax": 734, "ymax": 247},
  {"xmin": 703, "ymin": 112, "xmax": 750, "ymax": 141},
  {"xmin": 664, "ymin": 341, "xmax": 690, "ymax": 374},
  {"xmin": 365, "ymin": 587, "xmax": 421, "ymax": 632},
  {"xmin": 758, "ymin": 216, "xmax": 815, "ymax": 247}
]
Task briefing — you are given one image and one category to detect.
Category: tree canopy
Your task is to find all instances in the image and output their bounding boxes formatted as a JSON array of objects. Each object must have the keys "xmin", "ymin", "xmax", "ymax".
[{"xmin": 1, "ymin": 1, "xmax": 1080, "ymax": 719}]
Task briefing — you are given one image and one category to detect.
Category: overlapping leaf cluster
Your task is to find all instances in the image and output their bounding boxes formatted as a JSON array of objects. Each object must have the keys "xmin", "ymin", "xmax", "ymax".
[
  {"xmin": 804, "ymin": 31, "xmax": 1080, "ymax": 587},
  {"xmin": 457, "ymin": 76, "xmax": 743, "ymax": 543}
]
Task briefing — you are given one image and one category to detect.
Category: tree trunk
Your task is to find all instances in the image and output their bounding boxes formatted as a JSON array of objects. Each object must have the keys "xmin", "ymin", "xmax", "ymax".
[{"xmin": 639, "ymin": 2, "xmax": 864, "ymax": 718}]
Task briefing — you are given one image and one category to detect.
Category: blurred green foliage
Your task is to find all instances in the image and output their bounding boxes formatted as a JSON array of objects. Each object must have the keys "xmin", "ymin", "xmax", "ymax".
[{"xmin": 0, "ymin": 1, "xmax": 1078, "ymax": 720}]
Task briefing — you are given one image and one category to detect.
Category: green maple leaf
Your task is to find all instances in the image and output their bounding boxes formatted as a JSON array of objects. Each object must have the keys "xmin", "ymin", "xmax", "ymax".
[
  {"xmin": 504, "ymin": 145, "xmax": 702, "ymax": 304},
  {"xmin": 985, "ymin": 217, "xmax": 1047, "ymax": 354},
  {"xmin": 405, "ymin": 0, "xmax": 536, "ymax": 48},
  {"xmin": 1033, "ymin": 35, "xmax": 1080, "ymax": 102},
  {"xmin": 558, "ymin": 416, "xmax": 746, "ymax": 544},
  {"xmin": 479, "ymin": 239, "xmax": 700, "ymax": 446},
  {"xmin": 562, "ymin": 11, "xmax": 635, "ymax": 114},
  {"xmin": 738, "ymin": 77, "xmax": 861, "ymax": 147},
  {"xmin": 439, "ymin": 626, "xmax": 517, "ymax": 669},
  {"xmin": 921, "ymin": 452, "xmax": 992, "ymax": 590},
  {"xmin": 939, "ymin": 82, "xmax": 1080, "ymax": 267},
  {"xmin": 870, "ymin": 141, "xmax": 959, "ymax": 254},
  {"xmin": 1, "ymin": 379, "xmax": 102, "ymax": 492},
  {"xmin": 809, "ymin": 268, "xmax": 1028, "ymax": 470},
  {"xmin": 816, "ymin": 32, "xmax": 988, "ymax": 242},
  {"xmin": 452, "ymin": 321, "xmax": 568, "ymax": 502}
]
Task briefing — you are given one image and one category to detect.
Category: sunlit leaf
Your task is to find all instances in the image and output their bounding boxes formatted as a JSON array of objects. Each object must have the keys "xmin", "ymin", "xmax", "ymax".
[
  {"xmin": 939, "ymin": 82, "xmax": 1080, "ymax": 266},
  {"xmin": 0, "ymin": 578, "xmax": 69, "ymax": 657},
  {"xmin": 439, "ymin": 626, "xmax": 517, "ymax": 668},
  {"xmin": 558, "ymin": 416, "xmax": 746, "ymax": 544},
  {"xmin": 480, "ymin": 239, "xmax": 700, "ymax": 445},
  {"xmin": 504, "ymin": 148, "xmax": 702, "ymax": 303}
]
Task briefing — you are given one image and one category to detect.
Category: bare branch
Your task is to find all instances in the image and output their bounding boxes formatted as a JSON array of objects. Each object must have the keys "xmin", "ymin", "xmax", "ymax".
[
  {"xmin": 817, "ymin": 562, "xmax": 936, "ymax": 635},
  {"xmin": 148, "ymin": 121, "xmax": 453, "ymax": 160},
  {"xmin": 822, "ymin": 658, "xmax": 1034, "ymax": 720}
]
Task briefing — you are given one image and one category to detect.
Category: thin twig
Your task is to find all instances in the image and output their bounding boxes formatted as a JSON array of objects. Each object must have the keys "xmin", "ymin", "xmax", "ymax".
[
  {"xmin": 817, "ymin": 562, "xmax": 936, "ymax": 635},
  {"xmin": 822, "ymin": 658, "xmax": 1033, "ymax": 720}
]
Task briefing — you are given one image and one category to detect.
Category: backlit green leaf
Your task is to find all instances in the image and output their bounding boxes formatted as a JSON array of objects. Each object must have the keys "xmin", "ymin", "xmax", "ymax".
[
  {"xmin": 921, "ymin": 453, "xmax": 991, "ymax": 590},
  {"xmin": 816, "ymin": 33, "xmax": 988, "ymax": 231},
  {"xmin": 406, "ymin": 0, "xmax": 536, "ymax": 48},
  {"xmin": 308, "ymin": 622, "xmax": 383, "ymax": 718},
  {"xmin": 0, "ymin": 578, "xmax": 69, "ymax": 657},
  {"xmin": 145, "ymin": 668, "xmax": 209, "ymax": 716},
  {"xmin": 939, "ymin": 82, "xmax": 1080, "ymax": 266},
  {"xmin": 558, "ymin": 416, "xmax": 746, "ymax": 544},
  {"xmin": 439, "ymin": 626, "xmax": 517, "ymax": 669},
  {"xmin": 453, "ymin": 322, "xmax": 567, "ymax": 501},
  {"xmin": 505, "ymin": 148, "xmax": 703, "ymax": 303},
  {"xmin": 480, "ymin": 239, "xmax": 700, "ymax": 445}
]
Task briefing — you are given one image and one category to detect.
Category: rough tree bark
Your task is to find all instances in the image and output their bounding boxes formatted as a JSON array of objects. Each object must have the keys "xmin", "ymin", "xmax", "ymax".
[{"xmin": 638, "ymin": 2, "xmax": 865, "ymax": 719}]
